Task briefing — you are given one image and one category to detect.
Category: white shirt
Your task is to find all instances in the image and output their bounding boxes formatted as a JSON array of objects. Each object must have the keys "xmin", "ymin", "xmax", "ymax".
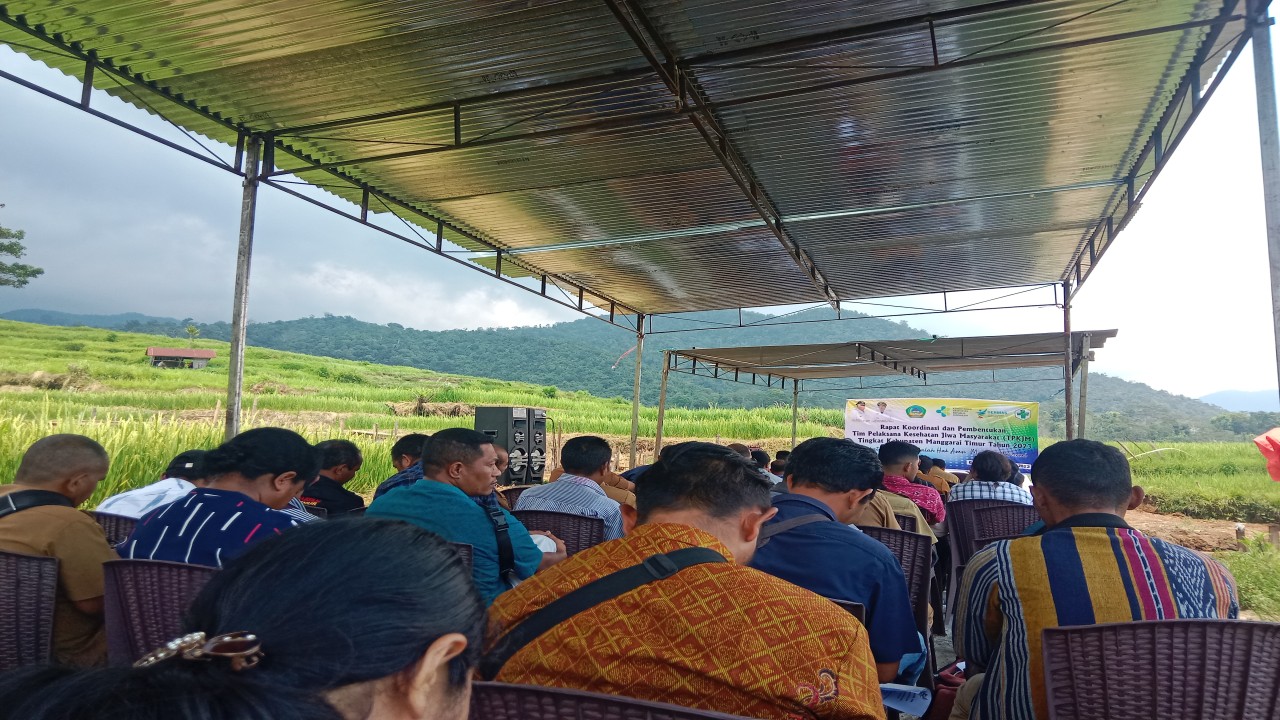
[{"xmin": 96, "ymin": 477, "xmax": 194, "ymax": 518}]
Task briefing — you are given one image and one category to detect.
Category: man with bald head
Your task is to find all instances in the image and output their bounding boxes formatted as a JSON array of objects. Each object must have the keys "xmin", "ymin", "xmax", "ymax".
[{"xmin": 0, "ymin": 434, "xmax": 115, "ymax": 666}]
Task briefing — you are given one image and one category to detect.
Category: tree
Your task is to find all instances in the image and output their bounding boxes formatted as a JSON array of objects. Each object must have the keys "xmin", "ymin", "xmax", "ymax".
[
  {"xmin": 0, "ymin": 219, "xmax": 44, "ymax": 289},
  {"xmin": 185, "ymin": 324, "xmax": 201, "ymax": 348}
]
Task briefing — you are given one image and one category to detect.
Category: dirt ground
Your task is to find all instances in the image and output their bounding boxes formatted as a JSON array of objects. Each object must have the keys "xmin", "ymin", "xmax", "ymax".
[{"xmin": 1125, "ymin": 507, "xmax": 1274, "ymax": 552}]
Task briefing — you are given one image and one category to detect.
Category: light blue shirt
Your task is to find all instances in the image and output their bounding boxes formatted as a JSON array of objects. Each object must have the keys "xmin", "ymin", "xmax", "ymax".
[
  {"xmin": 368, "ymin": 478, "xmax": 543, "ymax": 605},
  {"xmin": 514, "ymin": 473, "xmax": 625, "ymax": 540}
]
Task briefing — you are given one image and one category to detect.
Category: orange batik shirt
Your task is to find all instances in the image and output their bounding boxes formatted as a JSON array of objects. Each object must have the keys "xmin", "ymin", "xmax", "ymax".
[{"xmin": 487, "ymin": 522, "xmax": 886, "ymax": 720}]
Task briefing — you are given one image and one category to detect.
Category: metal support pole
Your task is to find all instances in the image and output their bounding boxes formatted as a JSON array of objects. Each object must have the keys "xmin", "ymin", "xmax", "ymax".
[
  {"xmin": 1062, "ymin": 283, "xmax": 1075, "ymax": 440},
  {"xmin": 1251, "ymin": 8, "xmax": 1280, "ymax": 407},
  {"xmin": 654, "ymin": 350, "xmax": 671, "ymax": 461},
  {"xmin": 791, "ymin": 381, "xmax": 800, "ymax": 448},
  {"xmin": 1077, "ymin": 333, "xmax": 1092, "ymax": 439},
  {"xmin": 224, "ymin": 136, "xmax": 261, "ymax": 440},
  {"xmin": 629, "ymin": 315, "xmax": 646, "ymax": 468}
]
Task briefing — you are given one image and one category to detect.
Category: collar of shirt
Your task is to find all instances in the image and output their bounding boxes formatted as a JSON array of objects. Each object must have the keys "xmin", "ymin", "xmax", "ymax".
[
  {"xmin": 771, "ymin": 493, "xmax": 838, "ymax": 522},
  {"xmin": 882, "ymin": 474, "xmax": 913, "ymax": 490},
  {"xmin": 557, "ymin": 473, "xmax": 607, "ymax": 496},
  {"xmin": 1046, "ymin": 512, "xmax": 1132, "ymax": 532},
  {"xmin": 629, "ymin": 522, "xmax": 735, "ymax": 563}
]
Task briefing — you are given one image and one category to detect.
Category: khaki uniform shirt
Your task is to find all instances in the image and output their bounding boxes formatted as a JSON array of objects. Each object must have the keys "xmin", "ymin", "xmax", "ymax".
[
  {"xmin": 878, "ymin": 490, "xmax": 937, "ymax": 544},
  {"xmin": 855, "ymin": 492, "xmax": 902, "ymax": 531},
  {"xmin": 0, "ymin": 484, "xmax": 114, "ymax": 666}
]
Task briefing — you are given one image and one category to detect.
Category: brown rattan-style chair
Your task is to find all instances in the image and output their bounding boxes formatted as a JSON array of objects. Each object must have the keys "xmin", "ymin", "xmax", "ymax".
[
  {"xmin": 1043, "ymin": 620, "xmax": 1280, "ymax": 720},
  {"xmin": 92, "ymin": 511, "xmax": 139, "ymax": 546},
  {"xmin": 103, "ymin": 559, "xmax": 218, "ymax": 665},
  {"xmin": 893, "ymin": 513, "xmax": 918, "ymax": 533},
  {"xmin": 470, "ymin": 682, "xmax": 756, "ymax": 719},
  {"xmin": 0, "ymin": 550, "xmax": 58, "ymax": 671},
  {"xmin": 510, "ymin": 510, "xmax": 605, "ymax": 555},
  {"xmin": 828, "ymin": 598, "xmax": 866, "ymax": 625},
  {"xmin": 500, "ymin": 485, "xmax": 535, "ymax": 508},
  {"xmin": 945, "ymin": 499, "xmax": 1026, "ymax": 620},
  {"xmin": 450, "ymin": 542, "xmax": 474, "ymax": 571},
  {"xmin": 972, "ymin": 504, "xmax": 1038, "ymax": 545},
  {"xmin": 858, "ymin": 525, "xmax": 932, "ymax": 637}
]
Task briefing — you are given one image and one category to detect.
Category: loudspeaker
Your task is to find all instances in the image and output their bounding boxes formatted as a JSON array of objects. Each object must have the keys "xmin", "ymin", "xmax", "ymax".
[
  {"xmin": 527, "ymin": 408, "xmax": 547, "ymax": 483},
  {"xmin": 475, "ymin": 406, "xmax": 530, "ymax": 484}
]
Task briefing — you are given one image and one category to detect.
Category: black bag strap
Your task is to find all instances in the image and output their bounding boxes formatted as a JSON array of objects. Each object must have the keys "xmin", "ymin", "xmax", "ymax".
[
  {"xmin": 0, "ymin": 490, "xmax": 74, "ymax": 521},
  {"xmin": 484, "ymin": 505, "xmax": 518, "ymax": 587},
  {"xmin": 756, "ymin": 513, "xmax": 832, "ymax": 548},
  {"xmin": 481, "ymin": 546, "xmax": 726, "ymax": 680}
]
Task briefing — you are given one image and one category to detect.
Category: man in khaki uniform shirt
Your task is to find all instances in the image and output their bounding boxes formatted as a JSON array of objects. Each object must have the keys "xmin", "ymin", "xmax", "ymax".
[{"xmin": 0, "ymin": 434, "xmax": 114, "ymax": 666}]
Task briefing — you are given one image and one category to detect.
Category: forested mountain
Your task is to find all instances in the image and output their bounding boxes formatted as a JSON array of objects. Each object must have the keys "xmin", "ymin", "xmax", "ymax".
[
  {"xmin": 1, "ymin": 308, "xmax": 180, "ymax": 328},
  {"xmin": 7, "ymin": 306, "xmax": 1240, "ymax": 440}
]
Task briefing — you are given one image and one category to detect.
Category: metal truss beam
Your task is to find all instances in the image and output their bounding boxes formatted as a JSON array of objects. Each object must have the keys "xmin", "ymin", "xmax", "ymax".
[
  {"xmin": 1068, "ymin": 2, "xmax": 1249, "ymax": 297},
  {"xmin": 601, "ymin": 0, "xmax": 839, "ymax": 307}
]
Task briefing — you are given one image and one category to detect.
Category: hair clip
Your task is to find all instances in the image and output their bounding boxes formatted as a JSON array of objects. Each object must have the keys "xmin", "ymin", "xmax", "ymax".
[{"xmin": 134, "ymin": 631, "xmax": 264, "ymax": 671}]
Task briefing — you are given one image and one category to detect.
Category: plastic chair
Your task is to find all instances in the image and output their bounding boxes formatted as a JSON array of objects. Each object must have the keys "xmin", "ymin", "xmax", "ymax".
[
  {"xmin": 1043, "ymin": 620, "xmax": 1280, "ymax": 720},
  {"xmin": 893, "ymin": 513, "xmax": 918, "ymax": 533},
  {"xmin": 471, "ymin": 681, "xmax": 756, "ymax": 719},
  {"xmin": 103, "ymin": 559, "xmax": 218, "ymax": 665},
  {"xmin": 975, "ymin": 532, "xmax": 1024, "ymax": 549},
  {"xmin": 510, "ymin": 510, "xmax": 605, "ymax": 555},
  {"xmin": 0, "ymin": 550, "xmax": 58, "ymax": 671},
  {"xmin": 828, "ymin": 598, "xmax": 866, "ymax": 624},
  {"xmin": 450, "ymin": 542, "xmax": 474, "ymax": 571},
  {"xmin": 945, "ymin": 499, "xmax": 1025, "ymax": 621},
  {"xmin": 971, "ymin": 504, "xmax": 1038, "ymax": 545},
  {"xmin": 92, "ymin": 511, "xmax": 138, "ymax": 546},
  {"xmin": 858, "ymin": 526, "xmax": 932, "ymax": 636}
]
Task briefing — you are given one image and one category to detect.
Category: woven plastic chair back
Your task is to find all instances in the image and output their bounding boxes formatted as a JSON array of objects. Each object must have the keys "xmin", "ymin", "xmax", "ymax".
[
  {"xmin": 510, "ymin": 510, "xmax": 605, "ymax": 555},
  {"xmin": 500, "ymin": 485, "xmax": 534, "ymax": 508},
  {"xmin": 103, "ymin": 559, "xmax": 218, "ymax": 665},
  {"xmin": 0, "ymin": 550, "xmax": 58, "ymax": 671},
  {"xmin": 303, "ymin": 505, "xmax": 328, "ymax": 519},
  {"xmin": 471, "ymin": 682, "xmax": 756, "ymax": 719},
  {"xmin": 92, "ymin": 511, "xmax": 139, "ymax": 547},
  {"xmin": 945, "ymin": 498, "xmax": 1024, "ymax": 621},
  {"xmin": 828, "ymin": 598, "xmax": 866, "ymax": 625},
  {"xmin": 1043, "ymin": 620, "xmax": 1280, "ymax": 720},
  {"xmin": 975, "ymin": 532, "xmax": 1024, "ymax": 549},
  {"xmin": 972, "ymin": 504, "xmax": 1038, "ymax": 545},
  {"xmin": 857, "ymin": 526, "xmax": 932, "ymax": 636},
  {"xmin": 893, "ymin": 513, "xmax": 918, "ymax": 533},
  {"xmin": 450, "ymin": 542, "xmax": 474, "ymax": 571}
]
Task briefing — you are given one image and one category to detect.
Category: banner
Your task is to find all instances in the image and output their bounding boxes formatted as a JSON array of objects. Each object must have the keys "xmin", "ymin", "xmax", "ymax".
[{"xmin": 844, "ymin": 398, "xmax": 1039, "ymax": 470}]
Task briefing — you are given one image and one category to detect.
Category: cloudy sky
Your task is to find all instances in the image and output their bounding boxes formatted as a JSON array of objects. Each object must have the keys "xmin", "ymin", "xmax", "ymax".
[{"xmin": 0, "ymin": 31, "xmax": 1277, "ymax": 401}]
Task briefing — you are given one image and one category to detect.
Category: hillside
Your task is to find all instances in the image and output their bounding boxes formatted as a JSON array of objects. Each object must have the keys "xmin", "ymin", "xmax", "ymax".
[{"xmin": 0, "ymin": 307, "xmax": 1234, "ymax": 440}]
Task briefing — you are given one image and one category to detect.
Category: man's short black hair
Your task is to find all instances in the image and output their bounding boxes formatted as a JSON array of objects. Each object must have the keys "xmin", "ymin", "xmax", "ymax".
[
  {"xmin": 316, "ymin": 439, "xmax": 362, "ymax": 470},
  {"xmin": 769, "ymin": 459, "xmax": 787, "ymax": 475},
  {"xmin": 637, "ymin": 442, "xmax": 772, "ymax": 522},
  {"xmin": 164, "ymin": 450, "xmax": 206, "ymax": 482},
  {"xmin": 421, "ymin": 428, "xmax": 493, "ymax": 476},
  {"xmin": 775, "ymin": 450, "xmax": 790, "ymax": 462},
  {"xmin": 933, "ymin": 457, "xmax": 947, "ymax": 470},
  {"xmin": 1031, "ymin": 439, "xmax": 1132, "ymax": 508},
  {"xmin": 750, "ymin": 449, "xmax": 770, "ymax": 470},
  {"xmin": 970, "ymin": 450, "xmax": 1012, "ymax": 483},
  {"xmin": 918, "ymin": 455, "xmax": 934, "ymax": 473},
  {"xmin": 787, "ymin": 437, "xmax": 884, "ymax": 493},
  {"xmin": 391, "ymin": 433, "xmax": 431, "ymax": 462},
  {"xmin": 878, "ymin": 440, "xmax": 921, "ymax": 468},
  {"xmin": 562, "ymin": 435, "xmax": 612, "ymax": 475}
]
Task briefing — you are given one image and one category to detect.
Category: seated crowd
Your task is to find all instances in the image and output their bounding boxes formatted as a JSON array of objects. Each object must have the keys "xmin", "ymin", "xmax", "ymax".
[{"xmin": 0, "ymin": 424, "xmax": 1242, "ymax": 720}]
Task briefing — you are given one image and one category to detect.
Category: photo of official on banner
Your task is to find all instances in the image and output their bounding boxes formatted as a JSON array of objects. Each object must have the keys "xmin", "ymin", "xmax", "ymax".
[{"xmin": 845, "ymin": 398, "xmax": 1039, "ymax": 470}]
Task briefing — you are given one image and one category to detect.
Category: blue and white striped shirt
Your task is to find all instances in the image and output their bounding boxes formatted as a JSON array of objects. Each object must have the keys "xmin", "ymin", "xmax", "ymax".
[
  {"xmin": 514, "ymin": 474, "xmax": 624, "ymax": 540},
  {"xmin": 122, "ymin": 488, "xmax": 301, "ymax": 568},
  {"xmin": 947, "ymin": 480, "xmax": 1033, "ymax": 505}
]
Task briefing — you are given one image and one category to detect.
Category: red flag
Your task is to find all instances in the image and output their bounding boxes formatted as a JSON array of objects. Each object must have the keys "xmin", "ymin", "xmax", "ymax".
[{"xmin": 1252, "ymin": 428, "xmax": 1280, "ymax": 482}]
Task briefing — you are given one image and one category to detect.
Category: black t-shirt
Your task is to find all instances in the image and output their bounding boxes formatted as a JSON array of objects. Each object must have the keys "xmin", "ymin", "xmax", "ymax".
[{"xmin": 300, "ymin": 476, "xmax": 365, "ymax": 516}]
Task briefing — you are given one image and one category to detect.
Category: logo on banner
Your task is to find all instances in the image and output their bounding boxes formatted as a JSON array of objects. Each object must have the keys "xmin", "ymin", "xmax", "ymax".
[{"xmin": 906, "ymin": 405, "xmax": 926, "ymax": 419}]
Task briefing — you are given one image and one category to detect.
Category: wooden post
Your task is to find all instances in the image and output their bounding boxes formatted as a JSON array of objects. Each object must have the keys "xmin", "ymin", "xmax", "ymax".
[
  {"xmin": 1270, "ymin": 524, "xmax": 1280, "ymax": 549},
  {"xmin": 654, "ymin": 351, "xmax": 671, "ymax": 462}
]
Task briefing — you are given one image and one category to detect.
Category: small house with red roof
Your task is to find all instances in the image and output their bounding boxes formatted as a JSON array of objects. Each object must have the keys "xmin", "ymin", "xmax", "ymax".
[{"xmin": 146, "ymin": 347, "xmax": 217, "ymax": 369}]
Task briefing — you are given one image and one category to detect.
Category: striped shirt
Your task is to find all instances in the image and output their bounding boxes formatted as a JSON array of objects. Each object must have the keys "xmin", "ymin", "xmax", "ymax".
[
  {"xmin": 946, "ymin": 480, "xmax": 1033, "ymax": 505},
  {"xmin": 121, "ymin": 488, "xmax": 301, "ymax": 568},
  {"xmin": 955, "ymin": 514, "xmax": 1238, "ymax": 720},
  {"xmin": 96, "ymin": 478, "xmax": 195, "ymax": 518},
  {"xmin": 514, "ymin": 474, "xmax": 624, "ymax": 540}
]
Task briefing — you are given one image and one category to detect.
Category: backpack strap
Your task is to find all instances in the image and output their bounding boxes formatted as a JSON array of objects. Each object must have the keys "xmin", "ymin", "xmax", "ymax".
[
  {"xmin": 484, "ymin": 505, "xmax": 518, "ymax": 588},
  {"xmin": 0, "ymin": 490, "xmax": 74, "ymax": 521},
  {"xmin": 480, "ymin": 546, "xmax": 726, "ymax": 680},
  {"xmin": 756, "ymin": 512, "xmax": 833, "ymax": 548}
]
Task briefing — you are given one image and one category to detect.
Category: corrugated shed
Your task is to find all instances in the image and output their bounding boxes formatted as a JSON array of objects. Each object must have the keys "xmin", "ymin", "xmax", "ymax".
[{"xmin": 0, "ymin": 0, "xmax": 1249, "ymax": 314}]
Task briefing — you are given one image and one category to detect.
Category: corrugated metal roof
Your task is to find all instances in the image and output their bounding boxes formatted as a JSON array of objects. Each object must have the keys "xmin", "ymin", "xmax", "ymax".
[
  {"xmin": 0, "ymin": 1, "xmax": 1248, "ymax": 314},
  {"xmin": 673, "ymin": 330, "xmax": 1116, "ymax": 381}
]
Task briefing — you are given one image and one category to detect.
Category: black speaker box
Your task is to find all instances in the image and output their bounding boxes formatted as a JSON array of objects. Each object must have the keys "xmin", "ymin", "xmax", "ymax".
[{"xmin": 475, "ymin": 406, "xmax": 530, "ymax": 484}]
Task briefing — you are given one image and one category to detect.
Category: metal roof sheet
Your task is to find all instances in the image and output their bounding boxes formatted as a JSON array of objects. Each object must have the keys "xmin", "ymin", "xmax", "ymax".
[
  {"xmin": 0, "ymin": 0, "xmax": 1249, "ymax": 315},
  {"xmin": 673, "ymin": 329, "xmax": 1116, "ymax": 381}
]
